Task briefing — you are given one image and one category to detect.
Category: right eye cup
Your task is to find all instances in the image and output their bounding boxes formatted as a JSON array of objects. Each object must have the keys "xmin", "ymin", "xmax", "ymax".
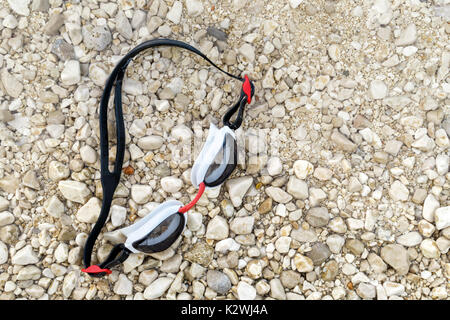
[{"xmin": 203, "ymin": 133, "xmax": 237, "ymax": 187}]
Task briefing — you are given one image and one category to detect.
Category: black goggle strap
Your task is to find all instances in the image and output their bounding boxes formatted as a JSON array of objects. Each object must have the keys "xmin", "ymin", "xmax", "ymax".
[{"xmin": 82, "ymin": 38, "xmax": 254, "ymax": 277}]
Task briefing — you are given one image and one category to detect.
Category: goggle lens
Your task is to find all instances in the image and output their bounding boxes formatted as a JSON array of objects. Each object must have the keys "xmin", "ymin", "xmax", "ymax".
[
  {"xmin": 203, "ymin": 133, "xmax": 237, "ymax": 187},
  {"xmin": 132, "ymin": 212, "xmax": 185, "ymax": 253}
]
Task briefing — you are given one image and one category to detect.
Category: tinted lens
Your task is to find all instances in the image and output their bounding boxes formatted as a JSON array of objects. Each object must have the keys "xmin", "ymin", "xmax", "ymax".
[
  {"xmin": 204, "ymin": 133, "xmax": 237, "ymax": 187},
  {"xmin": 132, "ymin": 212, "xmax": 185, "ymax": 253}
]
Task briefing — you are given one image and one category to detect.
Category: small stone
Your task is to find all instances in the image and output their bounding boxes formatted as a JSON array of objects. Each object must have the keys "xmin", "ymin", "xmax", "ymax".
[
  {"xmin": 239, "ymin": 43, "xmax": 255, "ymax": 63},
  {"xmin": 0, "ymin": 197, "xmax": 8, "ymax": 212},
  {"xmin": 291, "ymin": 228, "xmax": 318, "ymax": 243},
  {"xmin": 306, "ymin": 207, "xmax": 330, "ymax": 227},
  {"xmin": 419, "ymin": 239, "xmax": 440, "ymax": 259},
  {"xmin": 383, "ymin": 282, "xmax": 405, "ymax": 297},
  {"xmin": 294, "ymin": 254, "xmax": 314, "ymax": 272},
  {"xmin": 82, "ymin": 25, "xmax": 112, "ymax": 51},
  {"xmin": 161, "ymin": 176, "xmax": 182, "ymax": 193},
  {"xmin": 286, "ymin": 176, "xmax": 309, "ymax": 200},
  {"xmin": 206, "ymin": 270, "xmax": 231, "ymax": 295},
  {"xmin": 431, "ymin": 287, "xmax": 447, "ymax": 300},
  {"xmin": 307, "ymin": 242, "xmax": 332, "ymax": 266},
  {"xmin": 397, "ymin": 232, "xmax": 422, "ymax": 247},
  {"xmin": 267, "ymin": 157, "xmax": 282, "ymax": 176},
  {"xmin": 435, "ymin": 129, "xmax": 449, "ymax": 147},
  {"xmin": 80, "ymin": 145, "xmax": 97, "ymax": 164},
  {"xmin": 265, "ymin": 187, "xmax": 292, "ymax": 203},
  {"xmin": 0, "ymin": 176, "xmax": 20, "ymax": 194},
  {"xmin": 206, "ymin": 215, "xmax": 229, "ymax": 240},
  {"xmin": 230, "ymin": 216, "xmax": 254, "ymax": 235},
  {"xmin": 1, "ymin": 69, "xmax": 23, "ymax": 98},
  {"xmin": 412, "ymin": 134, "xmax": 435, "ymax": 152},
  {"xmin": 280, "ymin": 270, "xmax": 301, "ymax": 289},
  {"xmin": 321, "ymin": 260, "xmax": 339, "ymax": 281},
  {"xmin": 61, "ymin": 60, "xmax": 81, "ymax": 86},
  {"xmin": 418, "ymin": 219, "xmax": 435, "ymax": 237},
  {"xmin": 436, "ymin": 154, "xmax": 449, "ymax": 176},
  {"xmin": 11, "ymin": 245, "xmax": 39, "ymax": 265},
  {"xmin": 62, "ymin": 271, "xmax": 78, "ymax": 298},
  {"xmin": 345, "ymin": 239, "xmax": 364, "ymax": 256},
  {"xmin": 58, "ymin": 180, "xmax": 91, "ymax": 204},
  {"xmin": 143, "ymin": 277, "xmax": 173, "ymax": 299},
  {"xmin": 114, "ymin": 274, "xmax": 133, "ymax": 295},
  {"xmin": 115, "ymin": 11, "xmax": 132, "ymax": 40},
  {"xmin": 328, "ymin": 44, "xmax": 340, "ymax": 61},
  {"xmin": 131, "ymin": 185, "xmax": 152, "ymax": 204},
  {"xmin": 258, "ymin": 198, "xmax": 272, "ymax": 214},
  {"xmin": 44, "ymin": 196, "xmax": 64, "ymax": 218},
  {"xmin": 389, "ymin": 180, "xmax": 409, "ymax": 202},
  {"xmin": 51, "ymin": 39, "xmax": 75, "ymax": 61},
  {"xmin": 368, "ymin": 253, "xmax": 387, "ymax": 274},
  {"xmin": 314, "ymin": 167, "xmax": 333, "ymax": 181},
  {"xmin": 269, "ymin": 278, "xmax": 286, "ymax": 300},
  {"xmin": 207, "ymin": 26, "xmax": 228, "ymax": 41},
  {"xmin": 369, "ymin": 80, "xmax": 388, "ymax": 99},
  {"xmin": 31, "ymin": 0, "xmax": 49, "ymax": 12},
  {"xmin": 329, "ymin": 217, "xmax": 347, "ymax": 234},
  {"xmin": 7, "ymin": 0, "xmax": 30, "ymax": 16},
  {"xmin": 187, "ymin": 211, "xmax": 203, "ymax": 232},
  {"xmin": 54, "ymin": 243, "xmax": 68, "ymax": 263},
  {"xmin": 138, "ymin": 135, "xmax": 164, "ymax": 150},
  {"xmin": 395, "ymin": 23, "xmax": 417, "ymax": 46},
  {"xmin": 184, "ymin": 242, "xmax": 214, "ymax": 267},
  {"xmin": 0, "ymin": 241, "xmax": 8, "ymax": 264},
  {"xmin": 3, "ymin": 15, "xmax": 18, "ymax": 29},
  {"xmin": 412, "ymin": 189, "xmax": 427, "ymax": 204},
  {"xmin": 167, "ymin": 1, "xmax": 183, "ymax": 24},
  {"xmin": 22, "ymin": 170, "xmax": 39, "ymax": 190},
  {"xmin": 275, "ymin": 236, "xmax": 291, "ymax": 253},
  {"xmin": 226, "ymin": 177, "xmax": 252, "ymax": 207},
  {"xmin": 111, "ymin": 205, "xmax": 127, "ymax": 227},
  {"xmin": 289, "ymin": 0, "xmax": 304, "ymax": 8},
  {"xmin": 76, "ymin": 197, "xmax": 101, "ymax": 223},
  {"xmin": 123, "ymin": 78, "xmax": 143, "ymax": 96},
  {"xmin": 44, "ymin": 13, "xmax": 64, "ymax": 35},
  {"xmin": 293, "ymin": 160, "xmax": 314, "ymax": 179},
  {"xmin": 380, "ymin": 244, "xmax": 410, "ymax": 275},
  {"xmin": 89, "ymin": 64, "xmax": 108, "ymax": 86},
  {"xmin": 331, "ymin": 130, "xmax": 357, "ymax": 152},
  {"xmin": 326, "ymin": 234, "xmax": 345, "ymax": 253},
  {"xmin": 356, "ymin": 283, "xmax": 376, "ymax": 299},
  {"xmin": 237, "ymin": 281, "xmax": 256, "ymax": 300},
  {"xmin": 215, "ymin": 238, "xmax": 240, "ymax": 253},
  {"xmin": 423, "ymin": 194, "xmax": 439, "ymax": 222},
  {"xmin": 0, "ymin": 212, "xmax": 14, "ymax": 227},
  {"xmin": 435, "ymin": 207, "xmax": 450, "ymax": 230},
  {"xmin": 186, "ymin": 0, "xmax": 204, "ymax": 17},
  {"xmin": 384, "ymin": 140, "xmax": 403, "ymax": 156}
]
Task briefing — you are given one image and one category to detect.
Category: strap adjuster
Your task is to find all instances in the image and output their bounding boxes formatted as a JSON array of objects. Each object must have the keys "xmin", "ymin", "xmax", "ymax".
[
  {"xmin": 82, "ymin": 265, "xmax": 112, "ymax": 276},
  {"xmin": 242, "ymin": 75, "xmax": 253, "ymax": 104}
]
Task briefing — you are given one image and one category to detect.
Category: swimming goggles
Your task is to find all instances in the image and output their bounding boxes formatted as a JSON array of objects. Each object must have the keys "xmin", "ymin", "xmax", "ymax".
[{"xmin": 82, "ymin": 39, "xmax": 254, "ymax": 277}]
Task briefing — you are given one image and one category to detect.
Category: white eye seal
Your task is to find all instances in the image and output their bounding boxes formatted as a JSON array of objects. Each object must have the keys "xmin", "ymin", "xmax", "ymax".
[{"xmin": 191, "ymin": 123, "xmax": 238, "ymax": 188}]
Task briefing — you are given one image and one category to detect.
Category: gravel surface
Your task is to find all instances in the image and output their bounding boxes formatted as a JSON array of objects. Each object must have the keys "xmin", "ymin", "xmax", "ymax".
[{"xmin": 0, "ymin": 0, "xmax": 449, "ymax": 300}]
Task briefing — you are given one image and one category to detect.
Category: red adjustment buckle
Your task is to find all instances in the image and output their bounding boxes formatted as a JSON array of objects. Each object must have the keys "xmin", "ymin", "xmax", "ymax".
[
  {"xmin": 242, "ymin": 75, "xmax": 252, "ymax": 104},
  {"xmin": 81, "ymin": 265, "xmax": 112, "ymax": 275}
]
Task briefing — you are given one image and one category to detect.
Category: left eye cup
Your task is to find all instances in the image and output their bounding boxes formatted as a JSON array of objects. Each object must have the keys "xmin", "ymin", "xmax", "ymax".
[{"xmin": 132, "ymin": 212, "xmax": 185, "ymax": 253}]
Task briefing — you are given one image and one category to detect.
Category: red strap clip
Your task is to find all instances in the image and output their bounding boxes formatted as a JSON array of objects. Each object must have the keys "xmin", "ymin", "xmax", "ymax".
[
  {"xmin": 242, "ymin": 75, "xmax": 252, "ymax": 104},
  {"xmin": 81, "ymin": 265, "xmax": 112, "ymax": 275}
]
